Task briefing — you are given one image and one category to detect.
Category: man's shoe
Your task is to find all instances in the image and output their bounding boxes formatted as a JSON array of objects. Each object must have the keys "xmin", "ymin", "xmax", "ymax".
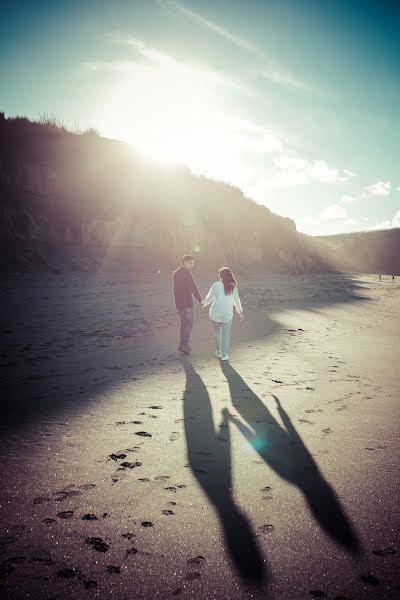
[
  {"xmin": 215, "ymin": 351, "xmax": 222, "ymax": 358},
  {"xmin": 187, "ymin": 345, "xmax": 192, "ymax": 352},
  {"xmin": 178, "ymin": 345, "xmax": 190, "ymax": 355},
  {"xmin": 221, "ymin": 354, "xmax": 229, "ymax": 361}
]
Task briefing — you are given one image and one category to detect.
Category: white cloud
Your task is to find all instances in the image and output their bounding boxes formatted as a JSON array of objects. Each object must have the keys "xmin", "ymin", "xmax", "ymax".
[
  {"xmin": 341, "ymin": 195, "xmax": 356, "ymax": 204},
  {"xmin": 319, "ymin": 204, "xmax": 348, "ymax": 220},
  {"xmin": 306, "ymin": 161, "xmax": 353, "ymax": 183},
  {"xmin": 272, "ymin": 154, "xmax": 354, "ymax": 188},
  {"xmin": 365, "ymin": 209, "xmax": 400, "ymax": 231},
  {"xmin": 99, "ymin": 34, "xmax": 245, "ymax": 92},
  {"xmin": 364, "ymin": 180, "xmax": 391, "ymax": 197},
  {"xmin": 295, "ymin": 203, "xmax": 352, "ymax": 234},
  {"xmin": 229, "ymin": 119, "xmax": 284, "ymax": 154}
]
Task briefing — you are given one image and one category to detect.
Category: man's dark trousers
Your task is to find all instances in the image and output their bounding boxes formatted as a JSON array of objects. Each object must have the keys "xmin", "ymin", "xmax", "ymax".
[{"xmin": 179, "ymin": 307, "xmax": 194, "ymax": 348}]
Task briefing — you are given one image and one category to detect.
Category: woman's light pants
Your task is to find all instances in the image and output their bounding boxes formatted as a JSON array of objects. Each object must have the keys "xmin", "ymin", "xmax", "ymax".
[{"xmin": 212, "ymin": 319, "xmax": 232, "ymax": 356}]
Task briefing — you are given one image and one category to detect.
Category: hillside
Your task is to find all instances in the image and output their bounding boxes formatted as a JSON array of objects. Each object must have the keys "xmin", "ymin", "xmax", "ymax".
[
  {"xmin": 0, "ymin": 113, "xmax": 330, "ymax": 274},
  {"xmin": 312, "ymin": 229, "xmax": 400, "ymax": 275}
]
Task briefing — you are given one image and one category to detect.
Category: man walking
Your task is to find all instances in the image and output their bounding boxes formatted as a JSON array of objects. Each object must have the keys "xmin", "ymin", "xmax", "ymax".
[{"xmin": 173, "ymin": 254, "xmax": 202, "ymax": 354}]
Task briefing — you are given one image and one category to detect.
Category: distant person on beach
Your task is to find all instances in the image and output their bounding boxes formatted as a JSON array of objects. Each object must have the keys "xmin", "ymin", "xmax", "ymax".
[
  {"xmin": 173, "ymin": 254, "xmax": 202, "ymax": 355},
  {"xmin": 379, "ymin": 274, "xmax": 382, "ymax": 281},
  {"xmin": 392, "ymin": 275, "xmax": 395, "ymax": 282},
  {"xmin": 201, "ymin": 267, "xmax": 243, "ymax": 361}
]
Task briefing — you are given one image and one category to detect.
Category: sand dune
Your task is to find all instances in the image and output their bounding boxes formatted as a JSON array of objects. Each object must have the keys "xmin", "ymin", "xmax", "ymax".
[{"xmin": 0, "ymin": 273, "xmax": 399, "ymax": 598}]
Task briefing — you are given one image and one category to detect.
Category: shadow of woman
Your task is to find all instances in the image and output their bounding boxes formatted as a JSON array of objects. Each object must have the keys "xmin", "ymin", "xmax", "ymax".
[
  {"xmin": 181, "ymin": 359, "xmax": 267, "ymax": 584},
  {"xmin": 220, "ymin": 362, "xmax": 361, "ymax": 554}
]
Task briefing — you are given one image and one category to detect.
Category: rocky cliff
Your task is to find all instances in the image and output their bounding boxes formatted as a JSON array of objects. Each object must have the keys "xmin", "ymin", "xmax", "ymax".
[{"xmin": 0, "ymin": 113, "xmax": 328, "ymax": 273}]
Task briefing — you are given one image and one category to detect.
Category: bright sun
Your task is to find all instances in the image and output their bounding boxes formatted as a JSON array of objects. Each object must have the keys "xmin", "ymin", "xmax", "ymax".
[{"xmin": 98, "ymin": 64, "xmax": 226, "ymax": 167}]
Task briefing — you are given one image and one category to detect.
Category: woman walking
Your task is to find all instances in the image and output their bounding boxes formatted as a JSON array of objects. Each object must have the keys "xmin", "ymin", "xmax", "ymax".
[{"xmin": 201, "ymin": 267, "xmax": 244, "ymax": 361}]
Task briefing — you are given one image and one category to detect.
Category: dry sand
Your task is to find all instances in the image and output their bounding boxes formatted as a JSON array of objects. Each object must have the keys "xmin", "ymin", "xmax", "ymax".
[{"xmin": 0, "ymin": 272, "xmax": 399, "ymax": 599}]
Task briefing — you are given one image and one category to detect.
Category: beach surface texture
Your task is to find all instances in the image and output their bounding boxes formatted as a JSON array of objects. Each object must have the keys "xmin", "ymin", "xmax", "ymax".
[{"xmin": 1, "ymin": 273, "xmax": 399, "ymax": 599}]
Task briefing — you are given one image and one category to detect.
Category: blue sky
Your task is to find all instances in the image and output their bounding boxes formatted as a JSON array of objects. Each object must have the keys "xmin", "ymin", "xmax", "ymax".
[{"xmin": 1, "ymin": 0, "xmax": 399, "ymax": 235}]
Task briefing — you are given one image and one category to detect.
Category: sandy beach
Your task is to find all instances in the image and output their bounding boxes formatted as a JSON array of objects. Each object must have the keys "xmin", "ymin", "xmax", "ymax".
[{"xmin": 1, "ymin": 272, "xmax": 399, "ymax": 599}]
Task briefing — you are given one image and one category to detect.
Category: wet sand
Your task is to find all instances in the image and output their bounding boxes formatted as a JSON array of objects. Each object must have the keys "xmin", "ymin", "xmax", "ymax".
[{"xmin": 1, "ymin": 273, "xmax": 399, "ymax": 599}]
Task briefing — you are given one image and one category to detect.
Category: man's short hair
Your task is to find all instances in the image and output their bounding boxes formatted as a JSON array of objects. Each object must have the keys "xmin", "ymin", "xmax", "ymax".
[{"xmin": 181, "ymin": 254, "xmax": 194, "ymax": 265}]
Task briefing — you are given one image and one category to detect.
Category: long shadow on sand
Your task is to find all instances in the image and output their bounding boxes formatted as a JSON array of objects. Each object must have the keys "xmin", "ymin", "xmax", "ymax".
[
  {"xmin": 181, "ymin": 359, "xmax": 267, "ymax": 585},
  {"xmin": 221, "ymin": 362, "xmax": 361, "ymax": 554}
]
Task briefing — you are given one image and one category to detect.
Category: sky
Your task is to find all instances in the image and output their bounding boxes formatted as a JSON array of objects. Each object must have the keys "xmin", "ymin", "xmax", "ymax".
[{"xmin": 1, "ymin": 0, "xmax": 399, "ymax": 235}]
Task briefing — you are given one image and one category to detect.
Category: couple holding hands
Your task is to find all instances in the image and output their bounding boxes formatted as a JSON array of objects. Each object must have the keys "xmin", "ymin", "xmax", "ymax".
[{"xmin": 173, "ymin": 254, "xmax": 244, "ymax": 361}]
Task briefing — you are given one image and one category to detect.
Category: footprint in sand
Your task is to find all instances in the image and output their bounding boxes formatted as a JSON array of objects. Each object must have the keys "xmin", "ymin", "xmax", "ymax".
[
  {"xmin": 169, "ymin": 432, "xmax": 180, "ymax": 442},
  {"xmin": 42, "ymin": 518, "xmax": 56, "ymax": 524},
  {"xmin": 111, "ymin": 473, "xmax": 127, "ymax": 483},
  {"xmin": 258, "ymin": 523, "xmax": 274, "ymax": 534},
  {"xmin": 33, "ymin": 496, "xmax": 51, "ymax": 505},
  {"xmin": 57, "ymin": 567, "xmax": 81, "ymax": 579},
  {"xmin": 109, "ymin": 453, "xmax": 127, "ymax": 461},
  {"xmin": 118, "ymin": 461, "xmax": 142, "ymax": 470},
  {"xmin": 372, "ymin": 547, "xmax": 396, "ymax": 556},
  {"xmin": 187, "ymin": 556, "xmax": 206, "ymax": 569},
  {"xmin": 53, "ymin": 489, "xmax": 80, "ymax": 502},
  {"xmin": 154, "ymin": 475, "xmax": 170, "ymax": 482},
  {"xmin": 361, "ymin": 571, "xmax": 380, "ymax": 586},
  {"xmin": 82, "ymin": 514, "xmax": 98, "ymax": 521},
  {"xmin": 162, "ymin": 510, "xmax": 174, "ymax": 515},
  {"xmin": 141, "ymin": 521, "xmax": 154, "ymax": 528},
  {"xmin": 86, "ymin": 537, "xmax": 110, "ymax": 552},
  {"xmin": 30, "ymin": 549, "xmax": 53, "ymax": 565},
  {"xmin": 79, "ymin": 484, "xmax": 96, "ymax": 490},
  {"xmin": 135, "ymin": 431, "xmax": 152, "ymax": 438},
  {"xmin": 106, "ymin": 565, "xmax": 121, "ymax": 574},
  {"xmin": 57, "ymin": 511, "xmax": 74, "ymax": 519}
]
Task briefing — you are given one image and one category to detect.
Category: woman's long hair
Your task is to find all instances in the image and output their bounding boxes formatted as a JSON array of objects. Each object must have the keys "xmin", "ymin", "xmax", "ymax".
[{"xmin": 219, "ymin": 267, "xmax": 237, "ymax": 295}]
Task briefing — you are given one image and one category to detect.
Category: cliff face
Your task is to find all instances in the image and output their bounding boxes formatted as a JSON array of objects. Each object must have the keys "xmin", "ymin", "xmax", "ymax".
[
  {"xmin": 311, "ymin": 230, "xmax": 400, "ymax": 275},
  {"xmin": 0, "ymin": 114, "xmax": 327, "ymax": 273}
]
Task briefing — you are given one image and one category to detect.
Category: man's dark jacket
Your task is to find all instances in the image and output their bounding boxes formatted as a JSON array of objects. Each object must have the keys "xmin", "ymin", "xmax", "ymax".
[{"xmin": 173, "ymin": 266, "xmax": 202, "ymax": 310}]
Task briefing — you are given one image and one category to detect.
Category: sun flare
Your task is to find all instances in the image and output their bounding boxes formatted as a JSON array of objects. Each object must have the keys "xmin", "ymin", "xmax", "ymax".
[{"xmin": 98, "ymin": 64, "xmax": 227, "ymax": 167}]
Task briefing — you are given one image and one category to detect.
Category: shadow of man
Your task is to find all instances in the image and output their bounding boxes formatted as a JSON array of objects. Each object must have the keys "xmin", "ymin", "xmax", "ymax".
[
  {"xmin": 181, "ymin": 359, "xmax": 267, "ymax": 584},
  {"xmin": 220, "ymin": 362, "xmax": 361, "ymax": 554}
]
